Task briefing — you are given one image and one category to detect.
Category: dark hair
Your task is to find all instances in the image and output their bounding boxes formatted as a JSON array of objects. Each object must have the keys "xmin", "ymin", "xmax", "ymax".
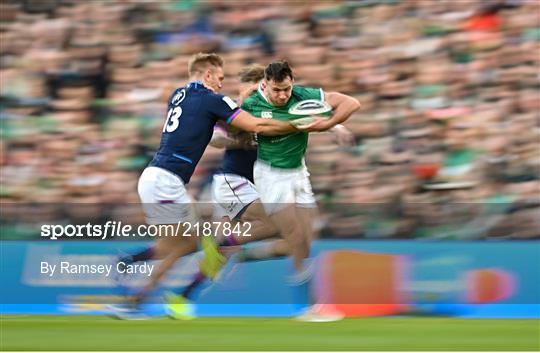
[
  {"xmin": 264, "ymin": 60, "xmax": 294, "ymax": 82},
  {"xmin": 239, "ymin": 64, "xmax": 265, "ymax": 83}
]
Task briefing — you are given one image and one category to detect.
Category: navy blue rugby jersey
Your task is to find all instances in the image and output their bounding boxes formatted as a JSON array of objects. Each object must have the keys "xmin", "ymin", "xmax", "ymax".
[
  {"xmin": 148, "ymin": 81, "xmax": 241, "ymax": 183},
  {"xmin": 216, "ymin": 147, "xmax": 258, "ymax": 183},
  {"xmin": 213, "ymin": 125, "xmax": 257, "ymax": 182}
]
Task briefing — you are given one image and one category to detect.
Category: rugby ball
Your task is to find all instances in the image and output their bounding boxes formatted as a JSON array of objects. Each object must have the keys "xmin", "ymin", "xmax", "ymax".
[
  {"xmin": 288, "ymin": 99, "xmax": 333, "ymax": 116},
  {"xmin": 288, "ymin": 99, "xmax": 332, "ymax": 128}
]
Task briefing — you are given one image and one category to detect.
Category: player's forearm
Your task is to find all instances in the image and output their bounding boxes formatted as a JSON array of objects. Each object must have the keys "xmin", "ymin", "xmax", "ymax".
[
  {"xmin": 325, "ymin": 96, "xmax": 361, "ymax": 128},
  {"xmin": 256, "ymin": 120, "xmax": 297, "ymax": 136},
  {"xmin": 210, "ymin": 127, "xmax": 243, "ymax": 149},
  {"xmin": 210, "ymin": 134, "xmax": 237, "ymax": 149},
  {"xmin": 231, "ymin": 111, "xmax": 296, "ymax": 136}
]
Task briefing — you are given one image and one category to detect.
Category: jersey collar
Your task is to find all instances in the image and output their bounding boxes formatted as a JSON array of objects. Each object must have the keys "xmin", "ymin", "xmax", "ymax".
[
  {"xmin": 257, "ymin": 82, "xmax": 271, "ymax": 104},
  {"xmin": 187, "ymin": 80, "xmax": 204, "ymax": 89}
]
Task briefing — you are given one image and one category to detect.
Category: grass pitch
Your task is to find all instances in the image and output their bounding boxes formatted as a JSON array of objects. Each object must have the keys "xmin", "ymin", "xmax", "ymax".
[{"xmin": 1, "ymin": 315, "xmax": 538, "ymax": 351}]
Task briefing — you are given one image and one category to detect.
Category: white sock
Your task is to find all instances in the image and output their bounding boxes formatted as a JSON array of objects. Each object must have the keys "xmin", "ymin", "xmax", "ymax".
[{"xmin": 287, "ymin": 258, "xmax": 315, "ymax": 285}]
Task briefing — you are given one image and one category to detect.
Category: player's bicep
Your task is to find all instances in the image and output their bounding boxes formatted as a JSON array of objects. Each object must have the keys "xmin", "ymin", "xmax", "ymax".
[{"xmin": 324, "ymin": 91, "xmax": 347, "ymax": 109}]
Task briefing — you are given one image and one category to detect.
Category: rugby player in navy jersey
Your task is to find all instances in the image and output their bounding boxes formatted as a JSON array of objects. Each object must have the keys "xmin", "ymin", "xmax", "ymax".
[
  {"xmin": 209, "ymin": 64, "xmax": 285, "ymax": 257},
  {"xmin": 114, "ymin": 53, "xmax": 317, "ymax": 317},
  {"xmin": 162, "ymin": 64, "xmax": 355, "ymax": 319}
]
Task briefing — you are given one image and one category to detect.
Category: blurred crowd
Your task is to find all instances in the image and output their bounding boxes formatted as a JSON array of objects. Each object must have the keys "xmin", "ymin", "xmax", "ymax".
[{"xmin": 1, "ymin": 0, "xmax": 539, "ymax": 239}]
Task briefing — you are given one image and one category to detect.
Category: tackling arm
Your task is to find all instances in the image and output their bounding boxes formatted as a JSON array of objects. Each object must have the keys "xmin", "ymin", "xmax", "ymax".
[
  {"xmin": 230, "ymin": 110, "xmax": 298, "ymax": 136},
  {"xmin": 209, "ymin": 126, "xmax": 243, "ymax": 149}
]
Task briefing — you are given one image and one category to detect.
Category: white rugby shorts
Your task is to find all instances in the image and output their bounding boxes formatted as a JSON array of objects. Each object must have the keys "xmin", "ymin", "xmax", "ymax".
[
  {"xmin": 138, "ymin": 166, "xmax": 197, "ymax": 224},
  {"xmin": 253, "ymin": 160, "xmax": 316, "ymax": 215},
  {"xmin": 212, "ymin": 173, "xmax": 259, "ymax": 219}
]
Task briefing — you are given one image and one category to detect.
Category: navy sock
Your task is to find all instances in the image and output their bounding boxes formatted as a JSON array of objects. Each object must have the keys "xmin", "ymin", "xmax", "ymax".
[
  {"xmin": 180, "ymin": 272, "xmax": 207, "ymax": 300},
  {"xmin": 220, "ymin": 236, "xmax": 238, "ymax": 247}
]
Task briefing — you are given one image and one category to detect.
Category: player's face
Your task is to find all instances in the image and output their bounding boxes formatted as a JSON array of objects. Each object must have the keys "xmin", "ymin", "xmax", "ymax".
[
  {"xmin": 264, "ymin": 77, "xmax": 293, "ymax": 107},
  {"xmin": 204, "ymin": 66, "xmax": 225, "ymax": 92}
]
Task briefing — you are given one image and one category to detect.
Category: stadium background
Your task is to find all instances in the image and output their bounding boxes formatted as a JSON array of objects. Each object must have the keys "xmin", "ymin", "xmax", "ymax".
[
  {"xmin": 1, "ymin": 0, "xmax": 539, "ymax": 350},
  {"xmin": 1, "ymin": 0, "xmax": 539, "ymax": 239}
]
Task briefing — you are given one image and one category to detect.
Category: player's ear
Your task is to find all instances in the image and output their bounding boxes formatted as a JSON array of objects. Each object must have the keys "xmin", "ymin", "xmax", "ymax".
[{"xmin": 204, "ymin": 68, "xmax": 213, "ymax": 81}]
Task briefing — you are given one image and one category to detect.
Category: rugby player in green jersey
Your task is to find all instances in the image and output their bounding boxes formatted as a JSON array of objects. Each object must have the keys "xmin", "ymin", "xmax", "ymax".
[{"xmin": 242, "ymin": 61, "xmax": 361, "ymax": 320}]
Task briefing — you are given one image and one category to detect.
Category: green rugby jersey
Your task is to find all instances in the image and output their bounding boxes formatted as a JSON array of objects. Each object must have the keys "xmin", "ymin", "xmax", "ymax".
[{"xmin": 241, "ymin": 85, "xmax": 325, "ymax": 169}]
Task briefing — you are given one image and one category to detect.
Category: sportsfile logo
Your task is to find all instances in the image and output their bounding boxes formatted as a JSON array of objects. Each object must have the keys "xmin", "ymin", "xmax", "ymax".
[{"xmin": 40, "ymin": 221, "xmax": 252, "ymax": 240}]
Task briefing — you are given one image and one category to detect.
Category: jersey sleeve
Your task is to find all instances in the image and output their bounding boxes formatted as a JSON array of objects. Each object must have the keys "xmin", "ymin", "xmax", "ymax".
[
  {"xmin": 294, "ymin": 85, "xmax": 325, "ymax": 102},
  {"xmin": 240, "ymin": 97, "xmax": 256, "ymax": 115},
  {"xmin": 207, "ymin": 93, "xmax": 242, "ymax": 124}
]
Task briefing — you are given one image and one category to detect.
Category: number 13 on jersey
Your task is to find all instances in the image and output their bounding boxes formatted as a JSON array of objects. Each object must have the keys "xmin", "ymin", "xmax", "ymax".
[{"xmin": 163, "ymin": 106, "xmax": 182, "ymax": 132}]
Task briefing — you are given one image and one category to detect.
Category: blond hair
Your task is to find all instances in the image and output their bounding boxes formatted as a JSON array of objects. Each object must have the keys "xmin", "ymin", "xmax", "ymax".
[
  {"xmin": 239, "ymin": 63, "xmax": 265, "ymax": 83},
  {"xmin": 188, "ymin": 53, "xmax": 224, "ymax": 76}
]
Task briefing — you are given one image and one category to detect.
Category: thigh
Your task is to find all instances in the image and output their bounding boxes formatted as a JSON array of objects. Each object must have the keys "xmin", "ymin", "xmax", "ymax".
[
  {"xmin": 294, "ymin": 168, "xmax": 316, "ymax": 208},
  {"xmin": 241, "ymin": 199, "xmax": 270, "ymax": 223},
  {"xmin": 239, "ymin": 200, "xmax": 278, "ymax": 242}
]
